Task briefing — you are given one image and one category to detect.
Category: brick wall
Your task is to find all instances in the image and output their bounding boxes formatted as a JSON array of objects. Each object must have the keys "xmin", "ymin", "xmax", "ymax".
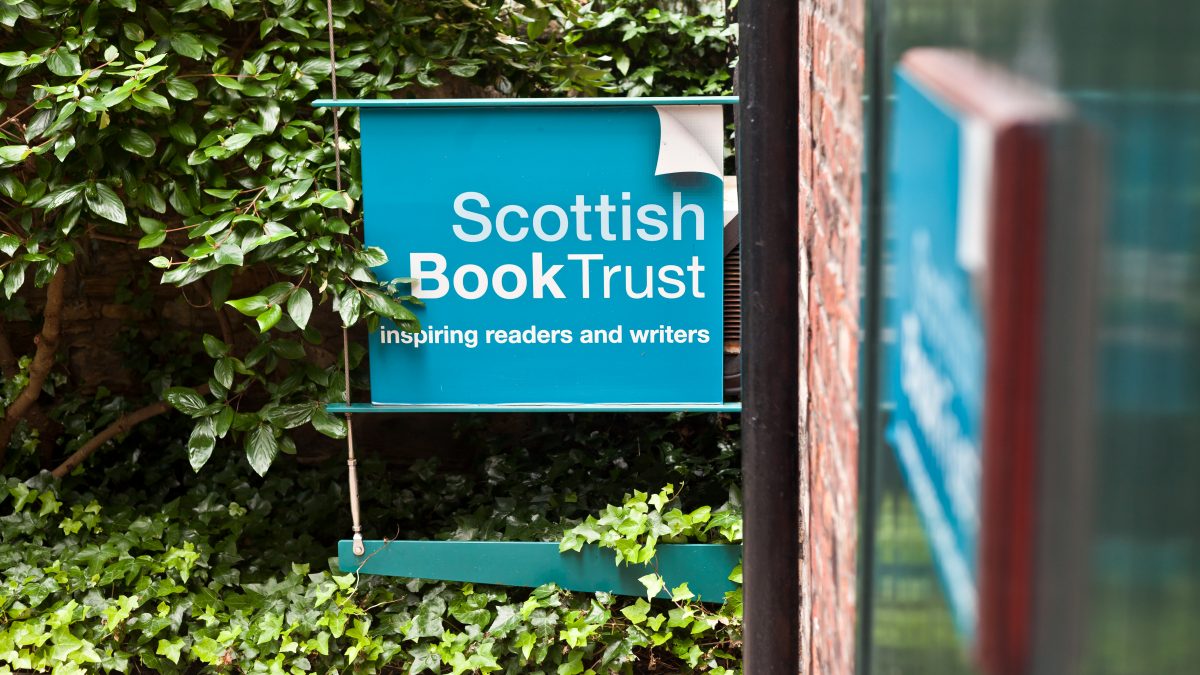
[{"xmin": 798, "ymin": 0, "xmax": 863, "ymax": 672}]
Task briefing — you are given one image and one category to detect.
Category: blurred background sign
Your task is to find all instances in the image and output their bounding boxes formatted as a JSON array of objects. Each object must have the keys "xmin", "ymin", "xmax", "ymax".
[{"xmin": 885, "ymin": 49, "xmax": 1096, "ymax": 673}]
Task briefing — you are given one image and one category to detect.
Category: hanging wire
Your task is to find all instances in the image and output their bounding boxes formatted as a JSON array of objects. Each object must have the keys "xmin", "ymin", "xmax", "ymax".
[{"xmin": 324, "ymin": 0, "xmax": 365, "ymax": 557}]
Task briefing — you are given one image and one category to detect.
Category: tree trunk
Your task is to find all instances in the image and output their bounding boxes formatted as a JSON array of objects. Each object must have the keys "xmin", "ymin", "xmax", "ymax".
[{"xmin": 0, "ymin": 267, "xmax": 67, "ymax": 462}]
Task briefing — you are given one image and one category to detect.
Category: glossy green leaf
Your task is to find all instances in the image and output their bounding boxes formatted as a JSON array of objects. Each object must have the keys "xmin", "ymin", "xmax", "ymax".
[
  {"xmin": 53, "ymin": 134, "xmax": 76, "ymax": 161},
  {"xmin": 165, "ymin": 78, "xmax": 199, "ymax": 101},
  {"xmin": 264, "ymin": 403, "xmax": 315, "ymax": 429},
  {"xmin": 245, "ymin": 425, "xmax": 278, "ymax": 476},
  {"xmin": 285, "ymin": 288, "xmax": 312, "ymax": 329},
  {"xmin": 168, "ymin": 121, "xmax": 197, "ymax": 145},
  {"xmin": 132, "ymin": 89, "xmax": 171, "ymax": 112},
  {"xmin": 46, "ymin": 49, "xmax": 81, "ymax": 76},
  {"xmin": 170, "ymin": 33, "xmax": 204, "ymax": 59},
  {"xmin": 637, "ymin": 573, "xmax": 663, "ymax": 600},
  {"xmin": 0, "ymin": 233, "xmax": 19, "ymax": 256},
  {"xmin": 0, "ymin": 51, "xmax": 28, "ymax": 66},
  {"xmin": 360, "ymin": 246, "xmax": 388, "ymax": 267},
  {"xmin": 201, "ymin": 334, "xmax": 228, "ymax": 358},
  {"xmin": 188, "ymin": 417, "xmax": 216, "ymax": 471},
  {"xmin": 670, "ymin": 582, "xmax": 695, "ymax": 602},
  {"xmin": 310, "ymin": 408, "xmax": 346, "ymax": 439},
  {"xmin": 0, "ymin": 145, "xmax": 31, "ymax": 163},
  {"xmin": 85, "ymin": 183, "xmax": 127, "ymax": 224},
  {"xmin": 138, "ymin": 230, "xmax": 166, "ymax": 249},
  {"xmin": 165, "ymin": 387, "xmax": 207, "ymax": 415},
  {"xmin": 209, "ymin": 0, "xmax": 234, "ymax": 19},
  {"xmin": 214, "ymin": 357, "xmax": 235, "ymax": 388},
  {"xmin": 269, "ymin": 340, "xmax": 305, "ymax": 359},
  {"xmin": 448, "ymin": 63, "xmax": 479, "ymax": 78},
  {"xmin": 316, "ymin": 190, "xmax": 354, "ymax": 212},
  {"xmin": 256, "ymin": 304, "xmax": 282, "ymax": 332},
  {"xmin": 121, "ymin": 129, "xmax": 157, "ymax": 157},
  {"xmin": 337, "ymin": 291, "xmax": 361, "ymax": 327},
  {"xmin": 157, "ymin": 637, "xmax": 184, "ymax": 664},
  {"xmin": 214, "ymin": 245, "xmax": 243, "ymax": 266},
  {"xmin": 223, "ymin": 133, "xmax": 254, "ymax": 151},
  {"xmin": 225, "ymin": 296, "xmax": 268, "ymax": 316}
]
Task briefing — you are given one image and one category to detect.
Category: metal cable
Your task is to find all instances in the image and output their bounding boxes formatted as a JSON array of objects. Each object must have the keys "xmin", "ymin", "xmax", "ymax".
[{"xmin": 324, "ymin": 0, "xmax": 365, "ymax": 557}]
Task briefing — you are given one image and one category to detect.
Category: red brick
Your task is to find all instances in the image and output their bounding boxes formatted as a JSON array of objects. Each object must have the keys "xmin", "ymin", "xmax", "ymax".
[{"xmin": 796, "ymin": 0, "xmax": 863, "ymax": 673}]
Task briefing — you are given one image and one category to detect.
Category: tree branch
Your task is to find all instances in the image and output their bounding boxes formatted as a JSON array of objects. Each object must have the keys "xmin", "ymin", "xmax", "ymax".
[
  {"xmin": 50, "ymin": 383, "xmax": 211, "ymax": 479},
  {"xmin": 0, "ymin": 318, "xmax": 62, "ymax": 469},
  {"xmin": 50, "ymin": 401, "xmax": 170, "ymax": 479},
  {"xmin": 0, "ymin": 266, "xmax": 67, "ymax": 453}
]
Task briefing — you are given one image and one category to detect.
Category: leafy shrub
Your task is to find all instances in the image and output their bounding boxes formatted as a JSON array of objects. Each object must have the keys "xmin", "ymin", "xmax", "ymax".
[
  {"xmin": 0, "ymin": 415, "xmax": 742, "ymax": 673},
  {"xmin": 0, "ymin": 0, "xmax": 737, "ymax": 477}
]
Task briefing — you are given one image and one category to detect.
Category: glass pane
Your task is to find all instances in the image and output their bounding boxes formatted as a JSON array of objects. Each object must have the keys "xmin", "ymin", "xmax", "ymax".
[{"xmin": 861, "ymin": 1, "xmax": 1200, "ymax": 673}]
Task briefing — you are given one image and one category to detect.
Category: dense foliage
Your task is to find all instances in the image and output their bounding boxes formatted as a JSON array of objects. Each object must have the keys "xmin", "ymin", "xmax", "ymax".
[
  {"xmin": 1, "ymin": 0, "xmax": 740, "ymax": 671},
  {"xmin": 1, "ymin": 414, "xmax": 743, "ymax": 673},
  {"xmin": 0, "ymin": 0, "xmax": 736, "ymax": 476}
]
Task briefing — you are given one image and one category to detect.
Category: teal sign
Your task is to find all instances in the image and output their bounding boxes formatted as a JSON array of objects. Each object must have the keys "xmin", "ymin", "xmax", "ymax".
[
  {"xmin": 351, "ymin": 99, "xmax": 732, "ymax": 405},
  {"xmin": 886, "ymin": 69, "xmax": 985, "ymax": 639}
]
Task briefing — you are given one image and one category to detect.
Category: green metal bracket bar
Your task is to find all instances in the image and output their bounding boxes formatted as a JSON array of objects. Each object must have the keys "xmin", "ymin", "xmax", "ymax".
[
  {"xmin": 313, "ymin": 96, "xmax": 738, "ymax": 108},
  {"xmin": 338, "ymin": 540, "xmax": 742, "ymax": 604},
  {"xmin": 326, "ymin": 402, "xmax": 742, "ymax": 414}
]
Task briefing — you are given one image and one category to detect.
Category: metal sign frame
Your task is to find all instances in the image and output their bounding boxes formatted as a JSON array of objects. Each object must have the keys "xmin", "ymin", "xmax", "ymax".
[{"xmin": 315, "ymin": 96, "xmax": 741, "ymax": 601}]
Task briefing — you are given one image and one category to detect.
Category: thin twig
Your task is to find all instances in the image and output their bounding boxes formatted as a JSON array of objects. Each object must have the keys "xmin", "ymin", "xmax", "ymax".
[{"xmin": 0, "ymin": 94, "xmax": 52, "ymax": 131}]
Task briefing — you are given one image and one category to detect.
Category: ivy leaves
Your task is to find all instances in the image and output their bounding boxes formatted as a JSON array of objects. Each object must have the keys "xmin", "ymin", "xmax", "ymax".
[
  {"xmin": 561, "ymin": 484, "xmax": 741, "ymax": 566},
  {"xmin": 0, "ymin": 422, "xmax": 744, "ymax": 673}
]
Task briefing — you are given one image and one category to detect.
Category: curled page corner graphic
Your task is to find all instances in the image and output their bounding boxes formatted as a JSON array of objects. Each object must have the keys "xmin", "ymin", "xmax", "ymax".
[
  {"xmin": 654, "ymin": 105, "xmax": 725, "ymax": 178},
  {"xmin": 956, "ymin": 117, "xmax": 994, "ymax": 276}
]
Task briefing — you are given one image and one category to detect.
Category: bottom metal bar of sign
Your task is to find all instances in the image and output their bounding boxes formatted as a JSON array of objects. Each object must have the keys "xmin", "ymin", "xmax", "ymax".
[
  {"xmin": 338, "ymin": 540, "xmax": 742, "ymax": 604},
  {"xmin": 325, "ymin": 403, "xmax": 743, "ymax": 414}
]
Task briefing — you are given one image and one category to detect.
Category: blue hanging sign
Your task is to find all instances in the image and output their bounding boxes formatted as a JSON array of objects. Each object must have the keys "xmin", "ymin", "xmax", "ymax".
[
  {"xmin": 885, "ymin": 50, "xmax": 1074, "ymax": 654},
  {"xmin": 887, "ymin": 65, "xmax": 986, "ymax": 641},
  {"xmin": 316, "ymin": 98, "xmax": 735, "ymax": 406}
]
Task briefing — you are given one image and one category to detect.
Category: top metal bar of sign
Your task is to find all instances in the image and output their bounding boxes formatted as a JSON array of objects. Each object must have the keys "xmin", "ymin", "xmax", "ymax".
[
  {"xmin": 326, "ymin": 402, "xmax": 742, "ymax": 414},
  {"xmin": 311, "ymin": 96, "xmax": 739, "ymax": 108}
]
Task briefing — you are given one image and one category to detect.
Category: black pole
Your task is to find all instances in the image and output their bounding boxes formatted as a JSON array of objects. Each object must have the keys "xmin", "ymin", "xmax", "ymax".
[
  {"xmin": 738, "ymin": 0, "xmax": 800, "ymax": 672},
  {"xmin": 856, "ymin": 0, "xmax": 888, "ymax": 669}
]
